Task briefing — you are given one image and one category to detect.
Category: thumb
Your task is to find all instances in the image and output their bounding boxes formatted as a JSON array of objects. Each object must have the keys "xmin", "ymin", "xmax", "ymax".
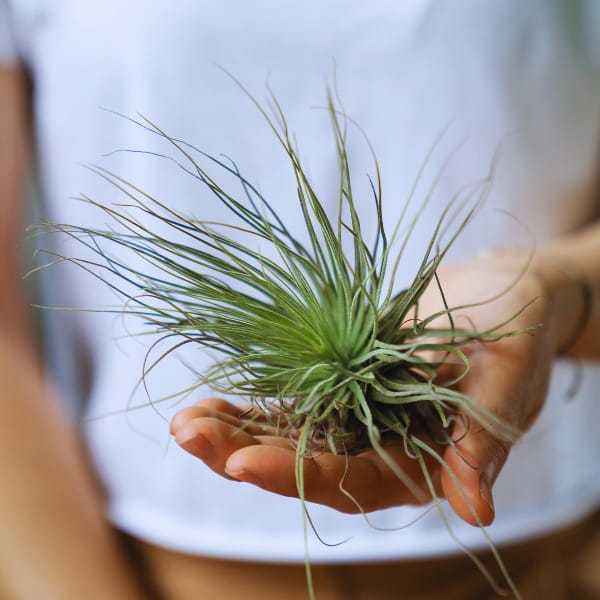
[{"xmin": 440, "ymin": 421, "xmax": 511, "ymax": 527}]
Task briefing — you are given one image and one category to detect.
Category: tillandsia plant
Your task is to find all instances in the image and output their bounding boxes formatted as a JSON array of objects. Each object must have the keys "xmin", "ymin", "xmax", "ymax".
[{"xmin": 40, "ymin": 82, "xmax": 529, "ymax": 599}]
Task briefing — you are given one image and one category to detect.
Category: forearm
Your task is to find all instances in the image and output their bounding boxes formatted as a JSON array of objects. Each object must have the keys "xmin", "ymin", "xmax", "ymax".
[
  {"xmin": 0, "ymin": 66, "xmax": 147, "ymax": 600},
  {"xmin": 0, "ymin": 339, "xmax": 148, "ymax": 600}
]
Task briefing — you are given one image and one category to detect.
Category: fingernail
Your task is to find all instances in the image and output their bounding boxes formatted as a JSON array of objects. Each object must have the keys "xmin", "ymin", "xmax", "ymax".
[
  {"xmin": 479, "ymin": 473, "xmax": 495, "ymax": 514},
  {"xmin": 226, "ymin": 460, "xmax": 263, "ymax": 487},
  {"xmin": 175, "ymin": 429, "xmax": 214, "ymax": 459}
]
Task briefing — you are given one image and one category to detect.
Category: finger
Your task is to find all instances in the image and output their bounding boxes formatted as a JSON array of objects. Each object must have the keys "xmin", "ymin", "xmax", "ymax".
[
  {"xmin": 199, "ymin": 398, "xmax": 279, "ymax": 424},
  {"xmin": 194, "ymin": 397, "xmax": 246, "ymax": 417},
  {"xmin": 225, "ymin": 442, "xmax": 434, "ymax": 513},
  {"xmin": 170, "ymin": 397, "xmax": 239, "ymax": 431},
  {"xmin": 441, "ymin": 426, "xmax": 510, "ymax": 527},
  {"xmin": 170, "ymin": 398, "xmax": 276, "ymax": 435},
  {"xmin": 171, "ymin": 406, "xmax": 268, "ymax": 437},
  {"xmin": 440, "ymin": 351, "xmax": 521, "ymax": 526},
  {"xmin": 439, "ymin": 323, "xmax": 551, "ymax": 528},
  {"xmin": 254, "ymin": 435, "xmax": 295, "ymax": 450},
  {"xmin": 174, "ymin": 417, "xmax": 260, "ymax": 478}
]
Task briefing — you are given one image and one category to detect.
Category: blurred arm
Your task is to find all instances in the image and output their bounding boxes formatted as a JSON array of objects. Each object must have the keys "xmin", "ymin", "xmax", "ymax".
[{"xmin": 0, "ymin": 65, "xmax": 147, "ymax": 600}]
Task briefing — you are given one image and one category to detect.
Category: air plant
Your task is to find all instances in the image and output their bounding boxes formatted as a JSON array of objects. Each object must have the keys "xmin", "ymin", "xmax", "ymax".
[{"xmin": 41, "ymin": 82, "xmax": 528, "ymax": 599}]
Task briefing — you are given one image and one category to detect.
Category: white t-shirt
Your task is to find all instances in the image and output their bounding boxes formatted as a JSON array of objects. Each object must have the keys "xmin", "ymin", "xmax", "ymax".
[{"xmin": 2, "ymin": 0, "xmax": 600, "ymax": 562}]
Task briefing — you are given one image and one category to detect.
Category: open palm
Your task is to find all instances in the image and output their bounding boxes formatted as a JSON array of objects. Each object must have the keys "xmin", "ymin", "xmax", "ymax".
[{"xmin": 171, "ymin": 255, "xmax": 557, "ymax": 526}]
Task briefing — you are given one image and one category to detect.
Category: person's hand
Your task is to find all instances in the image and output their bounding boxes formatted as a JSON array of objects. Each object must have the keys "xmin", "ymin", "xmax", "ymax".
[
  {"xmin": 170, "ymin": 253, "xmax": 561, "ymax": 526},
  {"xmin": 171, "ymin": 395, "xmax": 445, "ymax": 513}
]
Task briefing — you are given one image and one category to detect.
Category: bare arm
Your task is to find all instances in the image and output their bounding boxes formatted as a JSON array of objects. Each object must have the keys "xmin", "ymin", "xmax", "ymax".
[
  {"xmin": 0, "ymin": 66, "xmax": 147, "ymax": 600},
  {"xmin": 532, "ymin": 222, "xmax": 600, "ymax": 359}
]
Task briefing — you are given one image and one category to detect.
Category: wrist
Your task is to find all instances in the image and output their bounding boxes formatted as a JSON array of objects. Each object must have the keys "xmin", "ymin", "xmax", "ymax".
[
  {"xmin": 468, "ymin": 247, "xmax": 589, "ymax": 356},
  {"xmin": 528, "ymin": 252, "xmax": 591, "ymax": 356}
]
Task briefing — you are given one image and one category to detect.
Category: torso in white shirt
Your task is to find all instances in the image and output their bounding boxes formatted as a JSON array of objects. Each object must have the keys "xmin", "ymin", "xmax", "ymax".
[{"xmin": 3, "ymin": 0, "xmax": 600, "ymax": 561}]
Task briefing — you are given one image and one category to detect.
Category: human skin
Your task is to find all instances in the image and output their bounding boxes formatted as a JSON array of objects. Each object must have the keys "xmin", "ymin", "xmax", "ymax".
[
  {"xmin": 0, "ymin": 66, "xmax": 147, "ymax": 600},
  {"xmin": 171, "ymin": 209, "xmax": 600, "ymax": 527}
]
